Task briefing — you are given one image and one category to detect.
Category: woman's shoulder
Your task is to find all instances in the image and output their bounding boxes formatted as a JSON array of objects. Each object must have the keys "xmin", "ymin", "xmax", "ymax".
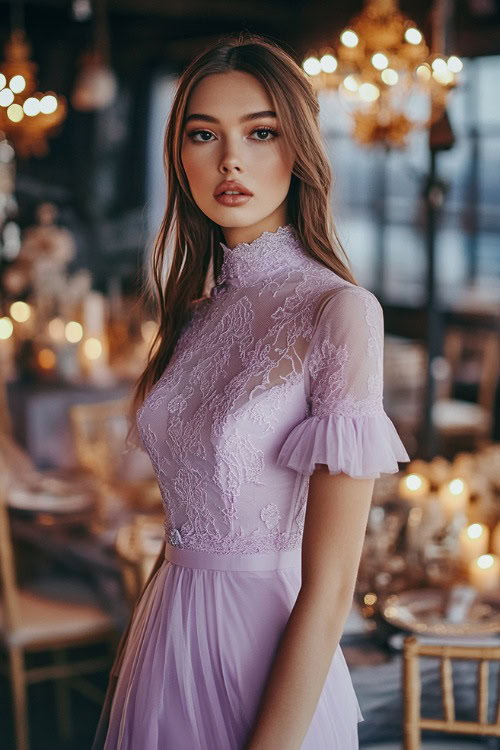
[{"xmin": 306, "ymin": 274, "xmax": 383, "ymax": 330}]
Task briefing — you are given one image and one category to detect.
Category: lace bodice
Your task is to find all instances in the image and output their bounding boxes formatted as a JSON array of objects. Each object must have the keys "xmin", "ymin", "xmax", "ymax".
[{"xmin": 136, "ymin": 224, "xmax": 409, "ymax": 555}]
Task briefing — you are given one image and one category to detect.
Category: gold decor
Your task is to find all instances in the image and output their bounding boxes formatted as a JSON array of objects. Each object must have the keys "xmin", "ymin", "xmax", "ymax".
[
  {"xmin": 302, "ymin": 0, "xmax": 463, "ymax": 147},
  {"xmin": 0, "ymin": 29, "xmax": 67, "ymax": 158}
]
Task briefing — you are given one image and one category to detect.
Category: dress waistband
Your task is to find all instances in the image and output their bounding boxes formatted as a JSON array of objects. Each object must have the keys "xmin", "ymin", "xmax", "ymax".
[{"xmin": 164, "ymin": 542, "xmax": 301, "ymax": 571}]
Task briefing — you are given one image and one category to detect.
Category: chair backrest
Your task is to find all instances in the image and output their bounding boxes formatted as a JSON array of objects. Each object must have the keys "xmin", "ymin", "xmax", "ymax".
[
  {"xmin": 438, "ymin": 327, "xmax": 499, "ymax": 413},
  {"xmin": 0, "ymin": 461, "xmax": 20, "ymax": 637},
  {"xmin": 403, "ymin": 634, "xmax": 500, "ymax": 750}
]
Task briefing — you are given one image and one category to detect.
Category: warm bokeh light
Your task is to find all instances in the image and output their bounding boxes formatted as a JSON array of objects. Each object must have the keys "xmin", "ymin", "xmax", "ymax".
[
  {"xmin": 0, "ymin": 73, "xmax": 6, "ymax": 90},
  {"xmin": 371, "ymin": 52, "xmax": 388, "ymax": 70},
  {"xmin": 0, "ymin": 317, "xmax": 14, "ymax": 339},
  {"xmin": 10, "ymin": 301, "xmax": 31, "ymax": 322},
  {"xmin": 23, "ymin": 97, "xmax": 41, "ymax": 116},
  {"xmin": 340, "ymin": 29, "xmax": 359, "ymax": 48},
  {"xmin": 467, "ymin": 523, "xmax": 485, "ymax": 540},
  {"xmin": 40, "ymin": 94, "xmax": 58, "ymax": 114},
  {"xmin": 359, "ymin": 82, "xmax": 380, "ymax": 102},
  {"xmin": 84, "ymin": 337, "xmax": 103, "ymax": 360},
  {"xmin": 38, "ymin": 348, "xmax": 56, "ymax": 370},
  {"xmin": 432, "ymin": 57, "xmax": 447, "ymax": 73},
  {"xmin": 416, "ymin": 64, "xmax": 431, "ymax": 81},
  {"xmin": 477, "ymin": 554, "xmax": 495, "ymax": 570},
  {"xmin": 449, "ymin": 478, "xmax": 465, "ymax": 495},
  {"xmin": 303, "ymin": 57, "xmax": 321, "ymax": 76},
  {"xmin": 65, "ymin": 321, "xmax": 83, "ymax": 343},
  {"xmin": 447, "ymin": 55, "xmax": 463, "ymax": 73},
  {"xmin": 342, "ymin": 74, "xmax": 359, "ymax": 92},
  {"xmin": 9, "ymin": 75, "xmax": 26, "ymax": 94},
  {"xmin": 7, "ymin": 103, "xmax": 24, "ymax": 122},
  {"xmin": 381, "ymin": 68, "xmax": 398, "ymax": 85},
  {"xmin": 364, "ymin": 593, "xmax": 377, "ymax": 606},
  {"xmin": 0, "ymin": 88, "xmax": 15, "ymax": 107},
  {"xmin": 405, "ymin": 27, "xmax": 422, "ymax": 45},
  {"xmin": 405, "ymin": 474, "xmax": 423, "ymax": 491},
  {"xmin": 320, "ymin": 54, "xmax": 338, "ymax": 73},
  {"xmin": 433, "ymin": 68, "xmax": 454, "ymax": 85}
]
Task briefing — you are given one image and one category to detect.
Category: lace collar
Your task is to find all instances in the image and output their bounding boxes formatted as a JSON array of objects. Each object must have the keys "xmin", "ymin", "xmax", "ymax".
[{"xmin": 215, "ymin": 224, "xmax": 312, "ymax": 288}]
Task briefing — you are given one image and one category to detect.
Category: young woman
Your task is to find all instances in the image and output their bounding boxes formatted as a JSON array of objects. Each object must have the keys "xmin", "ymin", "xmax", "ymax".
[{"xmin": 93, "ymin": 31, "xmax": 410, "ymax": 750}]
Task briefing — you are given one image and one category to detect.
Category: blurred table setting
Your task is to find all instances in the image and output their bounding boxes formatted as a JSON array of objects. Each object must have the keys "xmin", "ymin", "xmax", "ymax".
[
  {"xmin": 0, "ymin": 392, "xmax": 165, "ymax": 631},
  {"xmin": 344, "ymin": 444, "xmax": 500, "ymax": 746}
]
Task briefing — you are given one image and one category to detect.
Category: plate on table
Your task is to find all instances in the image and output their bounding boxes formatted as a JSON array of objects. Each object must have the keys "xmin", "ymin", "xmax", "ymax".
[
  {"xmin": 381, "ymin": 587, "xmax": 500, "ymax": 637},
  {"xmin": 8, "ymin": 475, "xmax": 95, "ymax": 515}
]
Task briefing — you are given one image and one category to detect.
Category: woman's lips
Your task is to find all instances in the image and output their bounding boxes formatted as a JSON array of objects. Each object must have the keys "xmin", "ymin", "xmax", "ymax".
[{"xmin": 214, "ymin": 193, "xmax": 253, "ymax": 206}]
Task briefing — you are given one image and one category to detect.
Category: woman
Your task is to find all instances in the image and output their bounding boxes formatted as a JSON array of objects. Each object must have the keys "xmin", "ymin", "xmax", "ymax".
[{"xmin": 93, "ymin": 31, "xmax": 410, "ymax": 750}]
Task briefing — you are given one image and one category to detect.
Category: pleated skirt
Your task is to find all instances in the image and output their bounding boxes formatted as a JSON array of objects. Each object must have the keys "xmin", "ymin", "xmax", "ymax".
[{"xmin": 97, "ymin": 543, "xmax": 363, "ymax": 749}]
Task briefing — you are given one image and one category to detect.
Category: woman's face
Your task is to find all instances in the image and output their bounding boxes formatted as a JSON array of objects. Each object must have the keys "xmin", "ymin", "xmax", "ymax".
[{"xmin": 181, "ymin": 71, "xmax": 295, "ymax": 246}]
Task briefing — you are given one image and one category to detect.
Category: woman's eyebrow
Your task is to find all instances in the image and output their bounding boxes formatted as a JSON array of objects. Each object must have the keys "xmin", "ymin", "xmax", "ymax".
[{"xmin": 184, "ymin": 110, "xmax": 277, "ymax": 125}]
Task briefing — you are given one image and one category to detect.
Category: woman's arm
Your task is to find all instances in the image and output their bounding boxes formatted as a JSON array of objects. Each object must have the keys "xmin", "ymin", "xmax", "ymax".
[{"xmin": 245, "ymin": 468, "xmax": 374, "ymax": 750}]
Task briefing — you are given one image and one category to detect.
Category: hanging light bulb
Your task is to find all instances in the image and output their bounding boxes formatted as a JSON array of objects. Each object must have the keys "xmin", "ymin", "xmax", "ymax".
[{"xmin": 72, "ymin": 0, "xmax": 117, "ymax": 110}]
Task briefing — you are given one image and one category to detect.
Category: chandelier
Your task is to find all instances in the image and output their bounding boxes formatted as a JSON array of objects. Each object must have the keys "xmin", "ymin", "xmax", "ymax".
[
  {"xmin": 0, "ymin": 29, "xmax": 67, "ymax": 159},
  {"xmin": 302, "ymin": 0, "xmax": 463, "ymax": 148}
]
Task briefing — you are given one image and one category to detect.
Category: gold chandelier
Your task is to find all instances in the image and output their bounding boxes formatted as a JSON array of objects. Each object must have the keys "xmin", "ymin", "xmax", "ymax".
[
  {"xmin": 302, "ymin": 0, "xmax": 463, "ymax": 148},
  {"xmin": 0, "ymin": 29, "xmax": 67, "ymax": 158}
]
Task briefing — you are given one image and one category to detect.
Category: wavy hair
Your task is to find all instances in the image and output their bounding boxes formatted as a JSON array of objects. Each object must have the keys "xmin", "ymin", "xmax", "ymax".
[{"xmin": 125, "ymin": 31, "xmax": 359, "ymax": 448}]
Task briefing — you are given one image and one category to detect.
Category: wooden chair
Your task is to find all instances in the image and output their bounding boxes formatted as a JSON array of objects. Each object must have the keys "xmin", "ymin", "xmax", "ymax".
[
  {"xmin": 363, "ymin": 635, "xmax": 500, "ymax": 749},
  {"xmin": 431, "ymin": 327, "xmax": 499, "ymax": 452},
  {"xmin": 0, "ymin": 476, "xmax": 119, "ymax": 750},
  {"xmin": 403, "ymin": 635, "xmax": 500, "ymax": 749}
]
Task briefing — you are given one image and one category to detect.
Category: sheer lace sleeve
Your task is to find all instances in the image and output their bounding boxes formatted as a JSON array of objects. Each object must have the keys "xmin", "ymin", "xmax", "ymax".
[{"xmin": 277, "ymin": 286, "xmax": 410, "ymax": 479}]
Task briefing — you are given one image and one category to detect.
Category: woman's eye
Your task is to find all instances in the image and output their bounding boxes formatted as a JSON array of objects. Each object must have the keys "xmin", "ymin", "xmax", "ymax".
[
  {"xmin": 251, "ymin": 127, "xmax": 278, "ymax": 141},
  {"xmin": 188, "ymin": 130, "xmax": 214, "ymax": 142}
]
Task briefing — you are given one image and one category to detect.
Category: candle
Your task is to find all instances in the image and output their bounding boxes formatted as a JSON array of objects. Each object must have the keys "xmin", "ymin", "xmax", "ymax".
[
  {"xmin": 83, "ymin": 291, "xmax": 106, "ymax": 337},
  {"xmin": 468, "ymin": 554, "xmax": 500, "ymax": 593},
  {"xmin": 459, "ymin": 523, "xmax": 490, "ymax": 565},
  {"xmin": 438, "ymin": 477, "xmax": 470, "ymax": 519},
  {"xmin": 399, "ymin": 473, "xmax": 430, "ymax": 502},
  {"xmin": 82, "ymin": 332, "xmax": 113, "ymax": 385}
]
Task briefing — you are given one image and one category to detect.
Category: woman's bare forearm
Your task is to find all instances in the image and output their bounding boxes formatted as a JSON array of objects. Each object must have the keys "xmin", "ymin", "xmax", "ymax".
[{"xmin": 244, "ymin": 584, "xmax": 353, "ymax": 750}]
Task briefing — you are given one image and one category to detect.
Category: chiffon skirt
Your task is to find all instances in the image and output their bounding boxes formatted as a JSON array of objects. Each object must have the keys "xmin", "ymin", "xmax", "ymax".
[{"xmin": 94, "ymin": 543, "xmax": 363, "ymax": 750}]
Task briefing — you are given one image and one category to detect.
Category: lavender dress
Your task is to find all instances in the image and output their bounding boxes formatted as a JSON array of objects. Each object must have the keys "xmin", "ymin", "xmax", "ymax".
[{"xmin": 97, "ymin": 224, "xmax": 410, "ymax": 749}]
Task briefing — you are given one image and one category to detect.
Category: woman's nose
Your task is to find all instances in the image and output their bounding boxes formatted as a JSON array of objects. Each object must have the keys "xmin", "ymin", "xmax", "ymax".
[{"xmin": 219, "ymin": 137, "xmax": 244, "ymax": 173}]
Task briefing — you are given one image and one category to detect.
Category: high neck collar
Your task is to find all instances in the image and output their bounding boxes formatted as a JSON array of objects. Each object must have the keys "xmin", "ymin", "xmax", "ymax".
[{"xmin": 215, "ymin": 224, "xmax": 310, "ymax": 288}]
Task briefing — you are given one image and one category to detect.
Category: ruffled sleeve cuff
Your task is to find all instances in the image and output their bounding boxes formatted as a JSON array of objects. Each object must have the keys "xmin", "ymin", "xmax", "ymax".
[{"xmin": 276, "ymin": 410, "xmax": 410, "ymax": 479}]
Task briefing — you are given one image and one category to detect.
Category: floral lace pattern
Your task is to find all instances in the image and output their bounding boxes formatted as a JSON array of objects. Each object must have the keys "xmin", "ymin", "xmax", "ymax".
[
  {"xmin": 136, "ymin": 224, "xmax": 387, "ymax": 555},
  {"xmin": 306, "ymin": 287, "xmax": 385, "ymax": 419}
]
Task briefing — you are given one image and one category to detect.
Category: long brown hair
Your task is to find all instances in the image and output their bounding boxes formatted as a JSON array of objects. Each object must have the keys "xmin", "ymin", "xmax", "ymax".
[{"xmin": 125, "ymin": 30, "xmax": 359, "ymax": 449}]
